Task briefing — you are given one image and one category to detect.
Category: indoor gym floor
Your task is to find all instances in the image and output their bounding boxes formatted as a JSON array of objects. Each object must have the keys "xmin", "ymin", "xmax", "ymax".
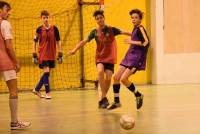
[{"xmin": 0, "ymin": 84, "xmax": 200, "ymax": 134}]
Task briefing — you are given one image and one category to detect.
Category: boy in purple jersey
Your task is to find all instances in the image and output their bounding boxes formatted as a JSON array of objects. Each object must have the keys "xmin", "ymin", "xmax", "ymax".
[{"xmin": 108, "ymin": 9, "xmax": 149, "ymax": 110}]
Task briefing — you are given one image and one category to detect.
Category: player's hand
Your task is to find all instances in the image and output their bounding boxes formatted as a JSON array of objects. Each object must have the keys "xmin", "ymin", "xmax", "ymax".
[
  {"xmin": 16, "ymin": 63, "xmax": 20, "ymax": 73},
  {"xmin": 57, "ymin": 52, "xmax": 63, "ymax": 64},
  {"xmin": 68, "ymin": 50, "xmax": 76, "ymax": 56},
  {"xmin": 32, "ymin": 53, "xmax": 38, "ymax": 64},
  {"xmin": 124, "ymin": 39, "xmax": 133, "ymax": 44}
]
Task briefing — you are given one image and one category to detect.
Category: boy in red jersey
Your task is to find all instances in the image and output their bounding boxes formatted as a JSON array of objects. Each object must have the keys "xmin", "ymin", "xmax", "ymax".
[
  {"xmin": 32, "ymin": 10, "xmax": 63, "ymax": 99},
  {"xmin": 0, "ymin": 1, "xmax": 31, "ymax": 129},
  {"xmin": 68, "ymin": 10, "xmax": 131, "ymax": 109}
]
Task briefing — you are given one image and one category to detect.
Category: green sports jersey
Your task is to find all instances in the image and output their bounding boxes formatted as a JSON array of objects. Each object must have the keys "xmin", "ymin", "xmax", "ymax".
[{"xmin": 87, "ymin": 25, "xmax": 121, "ymax": 42}]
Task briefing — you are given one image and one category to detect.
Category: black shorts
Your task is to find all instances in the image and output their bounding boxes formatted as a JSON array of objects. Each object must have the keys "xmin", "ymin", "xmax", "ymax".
[
  {"xmin": 120, "ymin": 64, "xmax": 138, "ymax": 74},
  {"xmin": 96, "ymin": 63, "xmax": 114, "ymax": 73},
  {"xmin": 39, "ymin": 60, "xmax": 55, "ymax": 69}
]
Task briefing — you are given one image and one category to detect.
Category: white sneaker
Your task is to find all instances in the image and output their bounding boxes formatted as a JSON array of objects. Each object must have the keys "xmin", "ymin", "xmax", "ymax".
[
  {"xmin": 45, "ymin": 94, "xmax": 52, "ymax": 99},
  {"xmin": 11, "ymin": 121, "xmax": 31, "ymax": 130},
  {"xmin": 32, "ymin": 89, "xmax": 45, "ymax": 98}
]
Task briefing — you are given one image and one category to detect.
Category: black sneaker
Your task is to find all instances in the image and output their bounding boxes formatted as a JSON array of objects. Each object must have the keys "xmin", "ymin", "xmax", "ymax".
[
  {"xmin": 98, "ymin": 97, "xmax": 109, "ymax": 109},
  {"xmin": 107, "ymin": 102, "xmax": 121, "ymax": 110},
  {"xmin": 136, "ymin": 94, "xmax": 143, "ymax": 109}
]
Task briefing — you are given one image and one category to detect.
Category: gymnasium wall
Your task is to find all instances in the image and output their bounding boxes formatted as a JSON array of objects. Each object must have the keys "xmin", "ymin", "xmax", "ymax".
[
  {"xmin": 151, "ymin": 0, "xmax": 200, "ymax": 84},
  {"xmin": 0, "ymin": 0, "xmax": 151, "ymax": 92}
]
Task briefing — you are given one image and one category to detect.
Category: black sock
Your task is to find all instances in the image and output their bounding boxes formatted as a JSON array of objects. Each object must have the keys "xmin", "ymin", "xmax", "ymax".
[
  {"xmin": 127, "ymin": 83, "xmax": 141, "ymax": 97},
  {"xmin": 113, "ymin": 84, "xmax": 120, "ymax": 103}
]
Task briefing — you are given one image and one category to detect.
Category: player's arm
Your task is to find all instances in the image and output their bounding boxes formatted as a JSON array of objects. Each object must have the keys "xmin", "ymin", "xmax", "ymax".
[
  {"xmin": 68, "ymin": 29, "xmax": 95, "ymax": 55},
  {"xmin": 124, "ymin": 39, "xmax": 142, "ymax": 46},
  {"xmin": 124, "ymin": 27, "xmax": 149, "ymax": 46},
  {"xmin": 68, "ymin": 38, "xmax": 88, "ymax": 55},
  {"xmin": 57, "ymin": 40, "xmax": 63, "ymax": 64},
  {"xmin": 32, "ymin": 33, "xmax": 38, "ymax": 53},
  {"xmin": 2, "ymin": 21, "xmax": 20, "ymax": 72},
  {"xmin": 112, "ymin": 27, "xmax": 140, "ymax": 44},
  {"xmin": 138, "ymin": 26, "xmax": 149, "ymax": 46},
  {"xmin": 5, "ymin": 39, "xmax": 20, "ymax": 72},
  {"xmin": 112, "ymin": 27, "xmax": 131, "ymax": 36},
  {"xmin": 32, "ymin": 32, "xmax": 39, "ymax": 64},
  {"xmin": 57, "ymin": 40, "xmax": 62, "ymax": 52},
  {"xmin": 120, "ymin": 30, "xmax": 132, "ymax": 36},
  {"xmin": 54, "ymin": 26, "xmax": 63, "ymax": 63}
]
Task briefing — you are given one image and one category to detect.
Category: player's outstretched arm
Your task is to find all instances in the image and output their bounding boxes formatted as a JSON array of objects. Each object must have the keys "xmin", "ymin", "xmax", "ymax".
[
  {"xmin": 121, "ymin": 30, "xmax": 132, "ymax": 36},
  {"xmin": 68, "ymin": 38, "xmax": 88, "ymax": 56}
]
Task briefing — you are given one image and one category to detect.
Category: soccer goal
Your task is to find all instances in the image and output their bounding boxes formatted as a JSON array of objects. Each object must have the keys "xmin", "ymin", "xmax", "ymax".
[{"xmin": 0, "ymin": 0, "xmax": 104, "ymax": 92}]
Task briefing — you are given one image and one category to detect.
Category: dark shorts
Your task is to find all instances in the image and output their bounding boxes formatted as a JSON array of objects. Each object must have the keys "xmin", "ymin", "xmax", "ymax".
[
  {"xmin": 120, "ymin": 64, "xmax": 138, "ymax": 74},
  {"xmin": 96, "ymin": 63, "xmax": 114, "ymax": 73},
  {"xmin": 120, "ymin": 45, "xmax": 149, "ymax": 71},
  {"xmin": 39, "ymin": 60, "xmax": 55, "ymax": 69}
]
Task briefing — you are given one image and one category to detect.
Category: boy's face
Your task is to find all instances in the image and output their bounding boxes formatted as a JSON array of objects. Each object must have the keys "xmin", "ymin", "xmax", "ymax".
[
  {"xmin": 95, "ymin": 14, "xmax": 105, "ymax": 27},
  {"xmin": 131, "ymin": 13, "xmax": 141, "ymax": 26},
  {"xmin": 0, "ymin": 5, "xmax": 11, "ymax": 20},
  {"xmin": 41, "ymin": 15, "xmax": 49, "ymax": 25}
]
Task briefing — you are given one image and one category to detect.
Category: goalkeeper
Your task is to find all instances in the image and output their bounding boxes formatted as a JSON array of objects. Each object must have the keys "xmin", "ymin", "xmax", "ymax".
[{"xmin": 32, "ymin": 10, "xmax": 63, "ymax": 99}]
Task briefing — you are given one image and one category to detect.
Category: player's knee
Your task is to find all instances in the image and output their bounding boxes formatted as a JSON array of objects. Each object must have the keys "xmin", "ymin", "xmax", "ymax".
[
  {"xmin": 9, "ymin": 92, "xmax": 18, "ymax": 99},
  {"xmin": 105, "ymin": 75, "xmax": 112, "ymax": 81},
  {"xmin": 120, "ymin": 77, "xmax": 128, "ymax": 85},
  {"xmin": 97, "ymin": 69, "xmax": 104, "ymax": 76},
  {"xmin": 44, "ymin": 67, "xmax": 50, "ymax": 72},
  {"xmin": 113, "ymin": 75, "xmax": 120, "ymax": 82}
]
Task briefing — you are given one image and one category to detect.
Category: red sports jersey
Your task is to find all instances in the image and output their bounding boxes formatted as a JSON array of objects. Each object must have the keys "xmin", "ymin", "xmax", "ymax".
[
  {"xmin": 96, "ymin": 26, "xmax": 117, "ymax": 64},
  {"xmin": 38, "ymin": 25, "xmax": 57, "ymax": 63},
  {"xmin": 0, "ymin": 19, "xmax": 16, "ymax": 71}
]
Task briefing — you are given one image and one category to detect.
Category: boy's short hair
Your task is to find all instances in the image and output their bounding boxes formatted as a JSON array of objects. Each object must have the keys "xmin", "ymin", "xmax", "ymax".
[
  {"xmin": 129, "ymin": 9, "xmax": 143, "ymax": 19},
  {"xmin": 93, "ymin": 10, "xmax": 104, "ymax": 18},
  {"xmin": 0, "ymin": 1, "xmax": 11, "ymax": 10},
  {"xmin": 41, "ymin": 10, "xmax": 49, "ymax": 17}
]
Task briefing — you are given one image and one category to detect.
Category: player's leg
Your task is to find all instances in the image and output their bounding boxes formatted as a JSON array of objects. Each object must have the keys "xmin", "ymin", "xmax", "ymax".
[
  {"xmin": 104, "ymin": 69, "xmax": 112, "ymax": 95},
  {"xmin": 43, "ymin": 66, "xmax": 51, "ymax": 99},
  {"xmin": 3, "ymin": 70, "xmax": 31, "ymax": 129},
  {"xmin": 107, "ymin": 65, "xmax": 126, "ymax": 110},
  {"xmin": 33, "ymin": 73, "xmax": 44, "ymax": 98},
  {"xmin": 33, "ymin": 62, "xmax": 46, "ymax": 98},
  {"xmin": 104, "ymin": 63, "xmax": 114, "ymax": 97},
  {"xmin": 102, "ymin": 68, "xmax": 113, "ymax": 108},
  {"xmin": 120, "ymin": 68, "xmax": 143, "ymax": 109},
  {"xmin": 97, "ymin": 63, "xmax": 108, "ymax": 108}
]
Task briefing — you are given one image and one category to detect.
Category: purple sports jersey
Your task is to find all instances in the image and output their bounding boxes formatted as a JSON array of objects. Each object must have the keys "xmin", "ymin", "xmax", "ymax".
[{"xmin": 120, "ymin": 25, "xmax": 149, "ymax": 70}]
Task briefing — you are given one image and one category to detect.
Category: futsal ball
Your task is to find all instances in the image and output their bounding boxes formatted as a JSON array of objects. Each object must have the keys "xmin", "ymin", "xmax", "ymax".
[{"xmin": 120, "ymin": 114, "xmax": 135, "ymax": 130}]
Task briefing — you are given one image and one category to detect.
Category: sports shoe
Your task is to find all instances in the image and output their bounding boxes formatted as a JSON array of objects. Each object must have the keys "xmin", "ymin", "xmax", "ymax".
[
  {"xmin": 98, "ymin": 97, "xmax": 109, "ymax": 109},
  {"xmin": 10, "ymin": 121, "xmax": 31, "ymax": 130},
  {"xmin": 136, "ymin": 94, "xmax": 143, "ymax": 109},
  {"xmin": 32, "ymin": 89, "xmax": 45, "ymax": 98},
  {"xmin": 107, "ymin": 102, "xmax": 121, "ymax": 110},
  {"xmin": 45, "ymin": 93, "xmax": 52, "ymax": 99}
]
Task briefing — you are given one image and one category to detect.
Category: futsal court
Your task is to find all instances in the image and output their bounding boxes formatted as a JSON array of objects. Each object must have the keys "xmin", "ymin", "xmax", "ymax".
[{"xmin": 1, "ymin": 84, "xmax": 200, "ymax": 134}]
